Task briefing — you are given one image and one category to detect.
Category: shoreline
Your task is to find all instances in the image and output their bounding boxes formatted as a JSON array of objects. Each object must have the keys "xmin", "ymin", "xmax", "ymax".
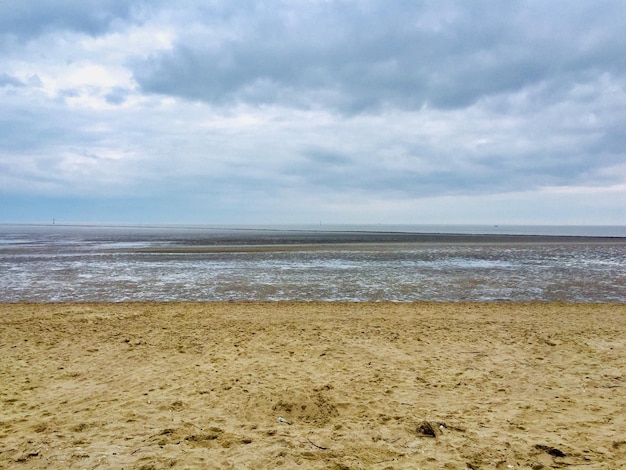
[{"xmin": 2, "ymin": 302, "xmax": 625, "ymax": 468}]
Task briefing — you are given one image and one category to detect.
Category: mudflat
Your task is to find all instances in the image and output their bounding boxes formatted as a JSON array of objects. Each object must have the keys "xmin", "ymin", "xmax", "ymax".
[{"xmin": 1, "ymin": 302, "xmax": 625, "ymax": 469}]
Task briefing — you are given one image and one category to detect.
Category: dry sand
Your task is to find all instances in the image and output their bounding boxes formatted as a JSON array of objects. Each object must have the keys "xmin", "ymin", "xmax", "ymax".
[{"xmin": 1, "ymin": 302, "xmax": 625, "ymax": 469}]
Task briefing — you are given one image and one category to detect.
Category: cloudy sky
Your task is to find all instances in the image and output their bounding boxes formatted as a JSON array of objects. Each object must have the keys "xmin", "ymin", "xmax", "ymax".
[{"xmin": 1, "ymin": 0, "xmax": 625, "ymax": 225}]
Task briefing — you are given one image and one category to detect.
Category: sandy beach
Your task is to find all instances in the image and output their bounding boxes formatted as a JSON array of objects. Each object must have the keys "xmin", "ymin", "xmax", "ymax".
[{"xmin": 1, "ymin": 302, "xmax": 625, "ymax": 469}]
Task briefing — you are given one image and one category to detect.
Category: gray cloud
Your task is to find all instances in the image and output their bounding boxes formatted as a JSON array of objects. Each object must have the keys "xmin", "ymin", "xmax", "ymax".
[
  {"xmin": 0, "ymin": 73, "xmax": 25, "ymax": 87},
  {"xmin": 0, "ymin": 0, "xmax": 139, "ymax": 42},
  {"xmin": 104, "ymin": 86, "xmax": 130, "ymax": 105},
  {"xmin": 134, "ymin": 1, "xmax": 626, "ymax": 113}
]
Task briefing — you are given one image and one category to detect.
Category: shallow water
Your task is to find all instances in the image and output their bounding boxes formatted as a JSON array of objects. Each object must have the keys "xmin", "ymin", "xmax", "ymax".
[{"xmin": 1, "ymin": 224, "xmax": 625, "ymax": 302}]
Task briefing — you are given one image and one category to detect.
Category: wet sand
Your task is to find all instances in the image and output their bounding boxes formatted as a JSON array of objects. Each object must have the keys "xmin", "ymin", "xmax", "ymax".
[{"xmin": 1, "ymin": 302, "xmax": 625, "ymax": 469}]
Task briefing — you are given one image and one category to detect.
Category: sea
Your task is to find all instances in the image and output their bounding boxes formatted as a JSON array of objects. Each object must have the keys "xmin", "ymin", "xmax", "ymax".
[{"xmin": 1, "ymin": 224, "xmax": 625, "ymax": 303}]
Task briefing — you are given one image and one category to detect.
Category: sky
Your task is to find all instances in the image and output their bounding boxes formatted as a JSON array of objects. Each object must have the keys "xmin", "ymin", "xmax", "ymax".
[{"xmin": 1, "ymin": 0, "xmax": 625, "ymax": 225}]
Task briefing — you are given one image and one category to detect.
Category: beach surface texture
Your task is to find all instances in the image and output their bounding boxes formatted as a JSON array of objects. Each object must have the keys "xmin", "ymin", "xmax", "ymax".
[{"xmin": 1, "ymin": 302, "xmax": 625, "ymax": 469}]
